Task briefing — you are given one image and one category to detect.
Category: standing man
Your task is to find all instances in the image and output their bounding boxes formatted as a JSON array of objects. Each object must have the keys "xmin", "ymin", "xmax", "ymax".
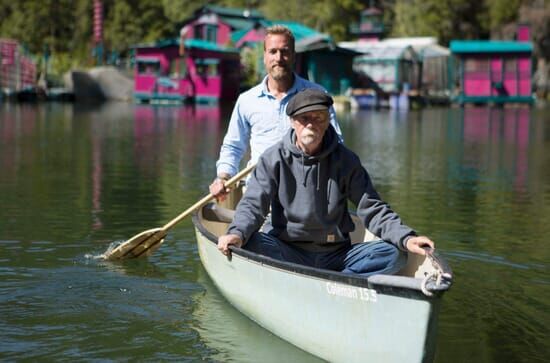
[{"xmin": 209, "ymin": 25, "xmax": 343, "ymax": 201}]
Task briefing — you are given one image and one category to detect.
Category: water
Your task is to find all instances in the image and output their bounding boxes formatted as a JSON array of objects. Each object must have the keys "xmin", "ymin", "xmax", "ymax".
[{"xmin": 1, "ymin": 102, "xmax": 548, "ymax": 362}]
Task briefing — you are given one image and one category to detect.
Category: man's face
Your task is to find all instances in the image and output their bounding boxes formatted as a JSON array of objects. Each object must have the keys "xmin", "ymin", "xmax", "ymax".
[
  {"xmin": 292, "ymin": 110, "xmax": 330, "ymax": 154},
  {"xmin": 263, "ymin": 34, "xmax": 295, "ymax": 81}
]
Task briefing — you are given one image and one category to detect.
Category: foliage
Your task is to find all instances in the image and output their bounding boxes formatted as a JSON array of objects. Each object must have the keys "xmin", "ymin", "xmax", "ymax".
[
  {"xmin": 390, "ymin": 0, "xmax": 492, "ymax": 44},
  {"xmin": 240, "ymin": 43, "xmax": 264, "ymax": 88},
  {"xmin": 0, "ymin": 0, "xmax": 546, "ymax": 78}
]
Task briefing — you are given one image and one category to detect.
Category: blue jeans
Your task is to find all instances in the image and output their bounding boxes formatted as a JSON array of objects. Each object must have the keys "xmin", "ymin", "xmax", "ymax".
[{"xmin": 244, "ymin": 232, "xmax": 407, "ymax": 277}]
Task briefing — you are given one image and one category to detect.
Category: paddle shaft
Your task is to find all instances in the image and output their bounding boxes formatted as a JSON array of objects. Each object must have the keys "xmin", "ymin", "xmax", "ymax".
[{"xmin": 161, "ymin": 163, "xmax": 255, "ymax": 231}]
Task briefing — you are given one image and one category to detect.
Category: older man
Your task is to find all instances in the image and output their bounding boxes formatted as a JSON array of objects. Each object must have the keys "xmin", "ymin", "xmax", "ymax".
[
  {"xmin": 218, "ymin": 89, "xmax": 434, "ymax": 276},
  {"xmin": 209, "ymin": 25, "xmax": 342, "ymax": 201}
]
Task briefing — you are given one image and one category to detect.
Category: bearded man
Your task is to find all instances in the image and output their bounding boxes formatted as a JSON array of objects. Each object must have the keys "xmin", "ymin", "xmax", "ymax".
[{"xmin": 209, "ymin": 25, "xmax": 343, "ymax": 201}]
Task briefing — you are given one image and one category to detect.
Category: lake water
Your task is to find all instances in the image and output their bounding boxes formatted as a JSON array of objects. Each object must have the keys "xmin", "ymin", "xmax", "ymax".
[{"xmin": 0, "ymin": 101, "xmax": 548, "ymax": 362}]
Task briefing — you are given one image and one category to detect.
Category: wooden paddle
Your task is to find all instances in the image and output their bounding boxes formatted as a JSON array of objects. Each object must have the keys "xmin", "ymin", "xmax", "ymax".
[{"xmin": 103, "ymin": 163, "xmax": 255, "ymax": 260}]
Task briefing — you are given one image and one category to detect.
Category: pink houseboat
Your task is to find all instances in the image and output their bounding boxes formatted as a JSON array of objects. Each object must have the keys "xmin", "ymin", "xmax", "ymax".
[
  {"xmin": 133, "ymin": 5, "xmax": 265, "ymax": 104},
  {"xmin": 450, "ymin": 27, "xmax": 534, "ymax": 105},
  {"xmin": 133, "ymin": 38, "xmax": 240, "ymax": 104}
]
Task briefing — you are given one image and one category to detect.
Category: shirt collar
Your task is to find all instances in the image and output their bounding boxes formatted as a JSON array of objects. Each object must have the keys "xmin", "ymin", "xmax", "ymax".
[{"xmin": 258, "ymin": 73, "xmax": 301, "ymax": 99}]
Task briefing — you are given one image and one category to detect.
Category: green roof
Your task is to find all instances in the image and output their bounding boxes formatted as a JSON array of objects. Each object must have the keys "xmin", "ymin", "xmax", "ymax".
[
  {"xmin": 450, "ymin": 40, "xmax": 532, "ymax": 54},
  {"xmin": 221, "ymin": 17, "xmax": 257, "ymax": 31},
  {"xmin": 231, "ymin": 27, "xmax": 252, "ymax": 43},
  {"xmin": 184, "ymin": 39, "xmax": 239, "ymax": 52},
  {"xmin": 265, "ymin": 21, "xmax": 329, "ymax": 43},
  {"xmin": 229, "ymin": 20, "xmax": 331, "ymax": 47}
]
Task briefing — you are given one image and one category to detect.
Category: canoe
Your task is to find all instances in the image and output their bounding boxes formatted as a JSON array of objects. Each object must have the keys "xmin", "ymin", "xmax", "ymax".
[{"xmin": 192, "ymin": 203, "xmax": 452, "ymax": 363}]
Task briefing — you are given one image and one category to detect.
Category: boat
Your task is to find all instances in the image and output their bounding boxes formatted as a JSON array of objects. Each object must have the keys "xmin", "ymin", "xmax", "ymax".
[{"xmin": 192, "ymin": 203, "xmax": 453, "ymax": 363}]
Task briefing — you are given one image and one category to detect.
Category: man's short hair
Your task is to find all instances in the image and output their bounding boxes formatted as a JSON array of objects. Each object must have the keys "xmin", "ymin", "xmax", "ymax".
[{"xmin": 264, "ymin": 25, "xmax": 295, "ymax": 52}]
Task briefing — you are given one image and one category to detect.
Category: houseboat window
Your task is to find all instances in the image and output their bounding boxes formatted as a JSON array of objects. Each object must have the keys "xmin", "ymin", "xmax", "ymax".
[
  {"xmin": 205, "ymin": 25, "xmax": 217, "ymax": 43},
  {"xmin": 195, "ymin": 59, "xmax": 219, "ymax": 77},
  {"xmin": 355, "ymin": 62, "xmax": 395, "ymax": 92},
  {"xmin": 193, "ymin": 24, "xmax": 217, "ymax": 43},
  {"xmin": 170, "ymin": 58, "xmax": 187, "ymax": 77},
  {"xmin": 465, "ymin": 59, "xmax": 489, "ymax": 72},
  {"xmin": 194, "ymin": 25, "xmax": 203, "ymax": 39},
  {"xmin": 137, "ymin": 60, "xmax": 160, "ymax": 75},
  {"xmin": 504, "ymin": 58, "xmax": 517, "ymax": 73}
]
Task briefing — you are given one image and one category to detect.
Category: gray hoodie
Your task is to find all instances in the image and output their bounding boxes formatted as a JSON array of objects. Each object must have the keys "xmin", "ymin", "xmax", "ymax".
[{"xmin": 227, "ymin": 125, "xmax": 416, "ymax": 252}]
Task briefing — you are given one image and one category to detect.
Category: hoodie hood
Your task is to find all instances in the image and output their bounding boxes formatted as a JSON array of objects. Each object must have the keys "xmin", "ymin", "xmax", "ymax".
[{"xmin": 281, "ymin": 125, "xmax": 339, "ymax": 190}]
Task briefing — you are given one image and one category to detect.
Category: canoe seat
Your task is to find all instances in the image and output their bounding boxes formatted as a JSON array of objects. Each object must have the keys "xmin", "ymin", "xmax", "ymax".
[{"xmin": 203, "ymin": 203, "xmax": 235, "ymax": 223}]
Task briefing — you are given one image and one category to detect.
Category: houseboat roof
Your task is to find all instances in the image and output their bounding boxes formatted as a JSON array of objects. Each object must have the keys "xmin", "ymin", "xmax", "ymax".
[
  {"xmin": 450, "ymin": 40, "xmax": 533, "ymax": 54},
  {"xmin": 132, "ymin": 38, "xmax": 239, "ymax": 53},
  {"xmin": 339, "ymin": 38, "xmax": 449, "ymax": 59},
  {"xmin": 341, "ymin": 42, "xmax": 418, "ymax": 62}
]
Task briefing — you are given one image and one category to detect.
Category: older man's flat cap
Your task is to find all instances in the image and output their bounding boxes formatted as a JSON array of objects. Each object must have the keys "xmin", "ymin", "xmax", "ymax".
[{"xmin": 286, "ymin": 88, "xmax": 333, "ymax": 117}]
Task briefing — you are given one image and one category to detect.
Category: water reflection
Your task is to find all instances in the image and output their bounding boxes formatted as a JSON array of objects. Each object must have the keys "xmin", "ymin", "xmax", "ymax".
[
  {"xmin": 192, "ymin": 268, "xmax": 323, "ymax": 363},
  {"xmin": 1, "ymin": 102, "xmax": 549, "ymax": 362},
  {"xmin": 460, "ymin": 107, "xmax": 531, "ymax": 192}
]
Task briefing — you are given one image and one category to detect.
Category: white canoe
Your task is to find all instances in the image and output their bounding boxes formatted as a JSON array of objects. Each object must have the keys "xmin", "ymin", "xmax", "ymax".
[{"xmin": 192, "ymin": 204, "xmax": 452, "ymax": 363}]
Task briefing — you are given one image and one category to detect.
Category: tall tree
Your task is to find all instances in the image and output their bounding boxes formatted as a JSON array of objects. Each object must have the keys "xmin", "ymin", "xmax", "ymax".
[{"xmin": 391, "ymin": 0, "xmax": 490, "ymax": 44}]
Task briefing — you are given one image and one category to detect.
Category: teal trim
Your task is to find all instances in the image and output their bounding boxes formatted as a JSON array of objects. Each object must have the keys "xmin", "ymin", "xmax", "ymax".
[
  {"xmin": 132, "ymin": 38, "xmax": 239, "ymax": 53},
  {"xmin": 195, "ymin": 95, "xmax": 219, "ymax": 104},
  {"xmin": 136, "ymin": 58, "xmax": 160, "ymax": 64},
  {"xmin": 453, "ymin": 95, "xmax": 534, "ymax": 104},
  {"xmin": 195, "ymin": 58, "xmax": 220, "ymax": 65},
  {"xmin": 450, "ymin": 40, "xmax": 532, "ymax": 54},
  {"xmin": 134, "ymin": 92, "xmax": 220, "ymax": 104},
  {"xmin": 184, "ymin": 39, "xmax": 239, "ymax": 53},
  {"xmin": 134, "ymin": 92, "xmax": 186, "ymax": 104},
  {"xmin": 262, "ymin": 20, "xmax": 330, "ymax": 43}
]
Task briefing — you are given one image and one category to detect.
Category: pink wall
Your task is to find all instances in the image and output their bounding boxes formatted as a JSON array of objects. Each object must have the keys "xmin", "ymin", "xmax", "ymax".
[
  {"xmin": 182, "ymin": 16, "xmax": 233, "ymax": 47},
  {"xmin": 463, "ymin": 54, "xmax": 531, "ymax": 97},
  {"xmin": 465, "ymin": 72, "xmax": 490, "ymax": 96},
  {"xmin": 490, "ymin": 59, "xmax": 502, "ymax": 96},
  {"xmin": 516, "ymin": 25, "xmax": 530, "ymax": 42},
  {"xmin": 518, "ymin": 57, "xmax": 531, "ymax": 96}
]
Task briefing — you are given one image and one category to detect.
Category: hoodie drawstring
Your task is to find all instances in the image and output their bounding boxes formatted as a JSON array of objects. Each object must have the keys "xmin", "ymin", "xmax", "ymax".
[
  {"xmin": 316, "ymin": 161, "xmax": 320, "ymax": 191},
  {"xmin": 301, "ymin": 154, "xmax": 306, "ymax": 187}
]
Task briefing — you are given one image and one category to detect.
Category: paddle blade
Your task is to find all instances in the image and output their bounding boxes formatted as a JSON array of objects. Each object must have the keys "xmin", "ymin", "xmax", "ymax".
[{"xmin": 103, "ymin": 228, "xmax": 167, "ymax": 260}]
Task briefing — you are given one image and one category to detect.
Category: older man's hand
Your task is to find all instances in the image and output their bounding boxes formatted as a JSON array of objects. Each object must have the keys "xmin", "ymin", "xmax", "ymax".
[
  {"xmin": 218, "ymin": 234, "xmax": 243, "ymax": 256},
  {"xmin": 405, "ymin": 236, "xmax": 435, "ymax": 255}
]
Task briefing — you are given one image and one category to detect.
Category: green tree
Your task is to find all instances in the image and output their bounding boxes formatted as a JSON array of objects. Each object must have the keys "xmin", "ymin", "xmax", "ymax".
[
  {"xmin": 260, "ymin": 0, "xmax": 363, "ymax": 41},
  {"xmin": 391, "ymin": 0, "xmax": 490, "ymax": 44}
]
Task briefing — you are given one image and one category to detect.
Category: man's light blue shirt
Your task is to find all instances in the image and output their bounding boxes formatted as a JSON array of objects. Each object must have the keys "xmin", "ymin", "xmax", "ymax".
[{"xmin": 216, "ymin": 74, "xmax": 343, "ymax": 176}]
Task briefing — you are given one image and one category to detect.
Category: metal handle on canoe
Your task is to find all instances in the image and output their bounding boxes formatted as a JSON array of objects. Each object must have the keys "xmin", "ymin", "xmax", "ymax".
[{"xmin": 162, "ymin": 163, "xmax": 255, "ymax": 231}]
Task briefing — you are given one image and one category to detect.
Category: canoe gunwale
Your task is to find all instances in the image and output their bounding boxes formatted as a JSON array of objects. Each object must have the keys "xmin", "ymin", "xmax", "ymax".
[{"xmin": 192, "ymin": 209, "xmax": 452, "ymax": 299}]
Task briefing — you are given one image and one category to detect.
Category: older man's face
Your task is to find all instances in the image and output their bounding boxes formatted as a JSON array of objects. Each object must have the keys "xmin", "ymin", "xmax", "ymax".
[
  {"xmin": 264, "ymin": 34, "xmax": 295, "ymax": 81},
  {"xmin": 292, "ymin": 110, "xmax": 330, "ymax": 154}
]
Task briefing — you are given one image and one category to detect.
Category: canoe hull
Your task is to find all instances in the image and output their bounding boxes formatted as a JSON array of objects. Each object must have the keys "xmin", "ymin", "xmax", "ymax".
[{"xmin": 194, "ymin": 210, "xmax": 442, "ymax": 363}]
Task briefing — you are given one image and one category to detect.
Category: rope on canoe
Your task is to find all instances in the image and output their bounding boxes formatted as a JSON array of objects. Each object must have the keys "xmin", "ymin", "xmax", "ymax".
[{"xmin": 420, "ymin": 249, "xmax": 453, "ymax": 297}]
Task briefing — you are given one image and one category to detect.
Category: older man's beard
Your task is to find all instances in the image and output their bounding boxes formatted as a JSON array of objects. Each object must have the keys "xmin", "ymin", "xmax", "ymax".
[{"xmin": 300, "ymin": 130, "xmax": 321, "ymax": 146}]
